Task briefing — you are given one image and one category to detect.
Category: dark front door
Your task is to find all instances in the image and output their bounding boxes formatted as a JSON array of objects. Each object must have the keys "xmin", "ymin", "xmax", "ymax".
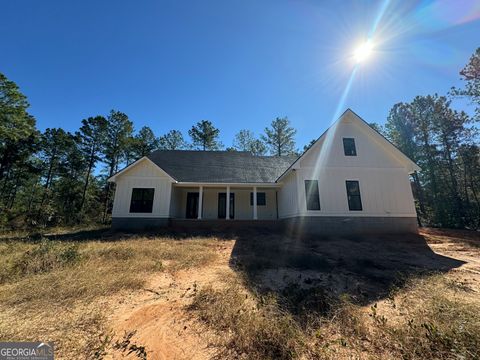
[
  {"xmin": 186, "ymin": 192, "xmax": 199, "ymax": 219},
  {"xmin": 218, "ymin": 193, "xmax": 235, "ymax": 219}
]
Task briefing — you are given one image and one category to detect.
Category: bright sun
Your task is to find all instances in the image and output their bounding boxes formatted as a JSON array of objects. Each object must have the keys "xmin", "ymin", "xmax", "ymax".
[{"xmin": 354, "ymin": 41, "xmax": 374, "ymax": 63}]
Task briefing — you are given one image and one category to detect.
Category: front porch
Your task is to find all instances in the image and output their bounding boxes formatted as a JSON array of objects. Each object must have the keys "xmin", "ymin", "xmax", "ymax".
[{"xmin": 169, "ymin": 184, "xmax": 279, "ymax": 220}]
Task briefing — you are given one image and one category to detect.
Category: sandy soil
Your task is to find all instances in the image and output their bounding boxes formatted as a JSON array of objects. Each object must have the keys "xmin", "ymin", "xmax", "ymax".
[
  {"xmin": 104, "ymin": 228, "xmax": 479, "ymax": 359},
  {"xmin": 420, "ymin": 228, "xmax": 480, "ymax": 292},
  {"xmin": 105, "ymin": 244, "xmax": 235, "ymax": 359}
]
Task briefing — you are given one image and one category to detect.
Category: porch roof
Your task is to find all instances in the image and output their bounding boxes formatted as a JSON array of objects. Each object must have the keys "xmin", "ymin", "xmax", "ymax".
[{"xmin": 147, "ymin": 150, "xmax": 296, "ymax": 183}]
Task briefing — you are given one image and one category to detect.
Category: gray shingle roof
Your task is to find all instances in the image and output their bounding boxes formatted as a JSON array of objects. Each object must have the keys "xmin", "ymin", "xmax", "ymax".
[{"xmin": 147, "ymin": 150, "xmax": 297, "ymax": 183}]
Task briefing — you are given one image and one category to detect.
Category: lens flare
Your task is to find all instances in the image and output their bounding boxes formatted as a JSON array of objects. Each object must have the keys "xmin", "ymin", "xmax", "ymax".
[{"xmin": 354, "ymin": 41, "xmax": 374, "ymax": 63}]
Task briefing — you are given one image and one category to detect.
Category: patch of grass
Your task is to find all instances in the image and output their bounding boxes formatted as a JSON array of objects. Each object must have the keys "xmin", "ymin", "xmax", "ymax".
[
  {"xmin": 0, "ymin": 240, "xmax": 80, "ymax": 283},
  {"xmin": 189, "ymin": 283, "xmax": 307, "ymax": 360},
  {"xmin": 0, "ymin": 234, "xmax": 219, "ymax": 358},
  {"xmin": 189, "ymin": 273, "xmax": 480, "ymax": 359},
  {"xmin": 14, "ymin": 240, "xmax": 80, "ymax": 276},
  {"xmin": 373, "ymin": 275, "xmax": 480, "ymax": 359}
]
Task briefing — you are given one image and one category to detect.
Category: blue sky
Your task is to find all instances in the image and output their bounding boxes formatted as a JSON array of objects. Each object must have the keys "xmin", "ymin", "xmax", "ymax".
[{"xmin": 2, "ymin": 0, "xmax": 479, "ymax": 149}]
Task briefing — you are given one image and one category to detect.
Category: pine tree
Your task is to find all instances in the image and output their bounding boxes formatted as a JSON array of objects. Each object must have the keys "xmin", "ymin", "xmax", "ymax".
[
  {"xmin": 102, "ymin": 110, "xmax": 133, "ymax": 222},
  {"xmin": 188, "ymin": 120, "xmax": 222, "ymax": 150},
  {"xmin": 77, "ymin": 116, "xmax": 107, "ymax": 212},
  {"xmin": 451, "ymin": 47, "xmax": 480, "ymax": 120},
  {"xmin": 0, "ymin": 72, "xmax": 38, "ymax": 184},
  {"xmin": 262, "ymin": 117, "xmax": 296, "ymax": 156},
  {"xmin": 103, "ymin": 110, "xmax": 134, "ymax": 177},
  {"xmin": 159, "ymin": 130, "xmax": 188, "ymax": 150},
  {"xmin": 130, "ymin": 126, "xmax": 159, "ymax": 159},
  {"xmin": 233, "ymin": 130, "xmax": 266, "ymax": 155}
]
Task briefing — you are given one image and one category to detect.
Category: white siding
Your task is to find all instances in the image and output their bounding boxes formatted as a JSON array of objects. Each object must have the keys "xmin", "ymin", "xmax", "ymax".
[
  {"xmin": 294, "ymin": 167, "xmax": 416, "ymax": 217},
  {"xmin": 299, "ymin": 117, "xmax": 406, "ymax": 170},
  {"xmin": 112, "ymin": 159, "xmax": 173, "ymax": 218},
  {"xmin": 277, "ymin": 171, "xmax": 299, "ymax": 218},
  {"xmin": 278, "ymin": 112, "xmax": 417, "ymax": 218}
]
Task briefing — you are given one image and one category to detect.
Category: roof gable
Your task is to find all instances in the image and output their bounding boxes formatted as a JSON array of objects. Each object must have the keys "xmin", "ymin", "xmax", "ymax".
[
  {"xmin": 277, "ymin": 109, "xmax": 421, "ymax": 181},
  {"xmin": 108, "ymin": 156, "xmax": 176, "ymax": 182}
]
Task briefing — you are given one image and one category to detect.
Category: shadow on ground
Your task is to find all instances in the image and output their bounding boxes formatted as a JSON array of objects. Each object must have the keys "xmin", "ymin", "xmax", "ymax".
[
  {"xmin": 228, "ymin": 228, "xmax": 465, "ymax": 307},
  {"xmin": 3, "ymin": 224, "xmax": 466, "ymax": 309}
]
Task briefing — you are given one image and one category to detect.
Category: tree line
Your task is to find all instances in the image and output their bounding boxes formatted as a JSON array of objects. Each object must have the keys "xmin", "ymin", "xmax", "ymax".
[
  {"xmin": 0, "ymin": 48, "xmax": 478, "ymax": 230},
  {"xmin": 0, "ymin": 74, "xmax": 298, "ymax": 228},
  {"xmin": 371, "ymin": 48, "xmax": 480, "ymax": 230}
]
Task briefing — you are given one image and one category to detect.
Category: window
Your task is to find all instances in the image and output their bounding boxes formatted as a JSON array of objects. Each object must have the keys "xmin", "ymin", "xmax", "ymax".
[
  {"xmin": 346, "ymin": 181, "xmax": 362, "ymax": 211},
  {"xmin": 304, "ymin": 180, "xmax": 320, "ymax": 210},
  {"xmin": 343, "ymin": 138, "xmax": 357, "ymax": 156},
  {"xmin": 129, "ymin": 188, "xmax": 155, "ymax": 213},
  {"xmin": 250, "ymin": 192, "xmax": 266, "ymax": 206}
]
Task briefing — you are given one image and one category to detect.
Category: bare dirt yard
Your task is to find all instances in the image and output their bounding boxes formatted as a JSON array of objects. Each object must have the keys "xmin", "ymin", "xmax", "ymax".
[{"xmin": 0, "ymin": 227, "xmax": 479, "ymax": 359}]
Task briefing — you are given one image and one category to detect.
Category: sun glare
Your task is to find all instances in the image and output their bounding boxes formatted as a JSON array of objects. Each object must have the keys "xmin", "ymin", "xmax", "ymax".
[{"xmin": 354, "ymin": 41, "xmax": 374, "ymax": 63}]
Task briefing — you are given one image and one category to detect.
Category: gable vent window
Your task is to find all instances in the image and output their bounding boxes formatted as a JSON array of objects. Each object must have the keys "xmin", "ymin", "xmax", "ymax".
[
  {"xmin": 129, "ymin": 188, "xmax": 155, "ymax": 213},
  {"xmin": 343, "ymin": 138, "xmax": 357, "ymax": 156},
  {"xmin": 346, "ymin": 180, "xmax": 363, "ymax": 211},
  {"xmin": 304, "ymin": 180, "xmax": 320, "ymax": 210},
  {"xmin": 250, "ymin": 192, "xmax": 266, "ymax": 206}
]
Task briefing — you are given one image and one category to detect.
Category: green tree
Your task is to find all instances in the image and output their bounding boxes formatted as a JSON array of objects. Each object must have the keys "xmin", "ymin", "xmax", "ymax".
[
  {"xmin": 451, "ymin": 47, "xmax": 480, "ymax": 120},
  {"xmin": 432, "ymin": 99, "xmax": 473, "ymax": 227},
  {"xmin": 38, "ymin": 129, "xmax": 74, "ymax": 193},
  {"xmin": 302, "ymin": 139, "xmax": 316, "ymax": 152},
  {"xmin": 0, "ymin": 72, "xmax": 38, "ymax": 182},
  {"xmin": 103, "ymin": 110, "xmax": 134, "ymax": 177},
  {"xmin": 77, "ymin": 116, "xmax": 107, "ymax": 212},
  {"xmin": 233, "ymin": 130, "xmax": 266, "ymax": 155},
  {"xmin": 159, "ymin": 130, "xmax": 188, "ymax": 150},
  {"xmin": 458, "ymin": 144, "xmax": 480, "ymax": 228},
  {"xmin": 0, "ymin": 74, "xmax": 40, "ymax": 228},
  {"xmin": 130, "ymin": 126, "xmax": 159, "ymax": 159},
  {"xmin": 369, "ymin": 122, "xmax": 386, "ymax": 136},
  {"xmin": 58, "ymin": 134, "xmax": 87, "ymax": 223},
  {"xmin": 102, "ymin": 110, "xmax": 133, "ymax": 222},
  {"xmin": 188, "ymin": 120, "xmax": 222, "ymax": 150},
  {"xmin": 384, "ymin": 94, "xmax": 478, "ymax": 229},
  {"xmin": 262, "ymin": 117, "xmax": 296, "ymax": 156}
]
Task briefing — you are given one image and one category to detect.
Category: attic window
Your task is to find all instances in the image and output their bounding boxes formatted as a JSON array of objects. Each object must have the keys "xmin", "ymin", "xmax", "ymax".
[
  {"xmin": 129, "ymin": 188, "xmax": 155, "ymax": 213},
  {"xmin": 343, "ymin": 138, "xmax": 357, "ymax": 156}
]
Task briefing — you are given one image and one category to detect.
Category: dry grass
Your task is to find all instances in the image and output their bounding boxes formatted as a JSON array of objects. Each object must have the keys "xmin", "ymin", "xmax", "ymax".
[
  {"xmin": 0, "ymin": 232, "xmax": 219, "ymax": 359},
  {"xmin": 189, "ymin": 282, "xmax": 307, "ymax": 360},
  {"xmin": 188, "ymin": 272, "xmax": 480, "ymax": 359},
  {"xmin": 1, "ymin": 227, "xmax": 478, "ymax": 359}
]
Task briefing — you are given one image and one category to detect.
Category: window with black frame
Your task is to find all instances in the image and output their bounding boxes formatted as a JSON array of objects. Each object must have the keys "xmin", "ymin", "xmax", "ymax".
[
  {"xmin": 129, "ymin": 188, "xmax": 155, "ymax": 213},
  {"xmin": 346, "ymin": 180, "xmax": 362, "ymax": 211},
  {"xmin": 250, "ymin": 192, "xmax": 266, "ymax": 206},
  {"xmin": 304, "ymin": 180, "xmax": 320, "ymax": 210},
  {"xmin": 343, "ymin": 138, "xmax": 357, "ymax": 156}
]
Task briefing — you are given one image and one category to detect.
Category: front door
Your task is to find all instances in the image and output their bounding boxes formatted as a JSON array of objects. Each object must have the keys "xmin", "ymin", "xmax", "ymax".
[
  {"xmin": 186, "ymin": 192, "xmax": 199, "ymax": 219},
  {"xmin": 218, "ymin": 193, "xmax": 235, "ymax": 219}
]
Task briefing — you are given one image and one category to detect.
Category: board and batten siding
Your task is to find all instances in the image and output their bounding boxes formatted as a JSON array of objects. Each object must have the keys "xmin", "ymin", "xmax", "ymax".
[
  {"xmin": 277, "ymin": 171, "xmax": 299, "ymax": 218},
  {"xmin": 277, "ymin": 112, "xmax": 417, "ymax": 219},
  {"xmin": 112, "ymin": 159, "xmax": 173, "ymax": 218}
]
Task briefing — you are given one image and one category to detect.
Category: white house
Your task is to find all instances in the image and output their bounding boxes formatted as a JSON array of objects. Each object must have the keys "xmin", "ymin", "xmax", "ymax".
[{"xmin": 108, "ymin": 109, "xmax": 421, "ymax": 234}]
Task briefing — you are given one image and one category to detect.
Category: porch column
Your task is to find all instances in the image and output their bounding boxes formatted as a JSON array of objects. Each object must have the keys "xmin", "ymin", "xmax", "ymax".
[
  {"xmin": 198, "ymin": 185, "xmax": 203, "ymax": 219},
  {"xmin": 226, "ymin": 185, "xmax": 230, "ymax": 220},
  {"xmin": 253, "ymin": 186, "xmax": 258, "ymax": 220}
]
